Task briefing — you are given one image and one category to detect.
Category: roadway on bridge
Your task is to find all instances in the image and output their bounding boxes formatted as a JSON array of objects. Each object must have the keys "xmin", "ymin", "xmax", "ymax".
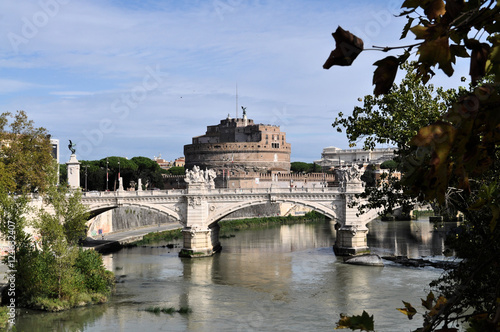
[
  {"xmin": 98, "ymin": 222, "xmax": 182, "ymax": 242},
  {"xmin": 82, "ymin": 222, "xmax": 182, "ymax": 252}
]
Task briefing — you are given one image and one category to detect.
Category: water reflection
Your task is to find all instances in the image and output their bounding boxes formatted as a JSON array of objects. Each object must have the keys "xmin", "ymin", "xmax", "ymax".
[
  {"xmin": 15, "ymin": 303, "xmax": 107, "ymax": 332},
  {"xmin": 367, "ymin": 219, "xmax": 459, "ymax": 258}
]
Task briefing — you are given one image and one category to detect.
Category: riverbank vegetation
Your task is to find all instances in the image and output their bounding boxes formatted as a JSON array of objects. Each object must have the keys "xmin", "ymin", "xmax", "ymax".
[
  {"xmin": 219, "ymin": 210, "xmax": 326, "ymax": 231},
  {"xmin": 326, "ymin": 1, "xmax": 500, "ymax": 330},
  {"xmin": 0, "ymin": 112, "xmax": 114, "ymax": 320},
  {"xmin": 126, "ymin": 228, "xmax": 183, "ymax": 247}
]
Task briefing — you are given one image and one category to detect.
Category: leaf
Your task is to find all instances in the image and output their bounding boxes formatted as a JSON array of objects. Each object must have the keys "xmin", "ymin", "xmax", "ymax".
[
  {"xmin": 323, "ymin": 26, "xmax": 364, "ymax": 69},
  {"xmin": 469, "ymin": 42, "xmax": 490, "ymax": 85},
  {"xmin": 401, "ymin": 17, "xmax": 415, "ymax": 39},
  {"xmin": 373, "ymin": 56, "xmax": 399, "ymax": 96},
  {"xmin": 410, "ymin": 25, "xmax": 428, "ymax": 39},
  {"xmin": 421, "ymin": 291, "xmax": 435, "ymax": 310},
  {"xmin": 397, "ymin": 301, "xmax": 417, "ymax": 320},
  {"xmin": 401, "ymin": 0, "xmax": 420, "ymax": 9},
  {"xmin": 410, "ymin": 122, "xmax": 456, "ymax": 202},
  {"xmin": 450, "ymin": 44, "xmax": 469, "ymax": 58},
  {"xmin": 423, "ymin": 0, "xmax": 446, "ymax": 20},
  {"xmin": 418, "ymin": 37, "xmax": 453, "ymax": 76},
  {"xmin": 444, "ymin": 0, "xmax": 465, "ymax": 21},
  {"xmin": 335, "ymin": 311, "xmax": 374, "ymax": 331},
  {"xmin": 429, "ymin": 296, "xmax": 447, "ymax": 317}
]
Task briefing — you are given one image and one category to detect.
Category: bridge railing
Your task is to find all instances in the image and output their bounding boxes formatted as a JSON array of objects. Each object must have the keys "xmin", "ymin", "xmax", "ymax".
[{"xmin": 80, "ymin": 186, "xmax": 343, "ymax": 198}]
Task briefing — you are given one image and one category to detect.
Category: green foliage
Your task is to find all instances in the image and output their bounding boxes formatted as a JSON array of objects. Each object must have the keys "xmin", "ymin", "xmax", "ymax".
[
  {"xmin": 379, "ymin": 160, "xmax": 397, "ymax": 170},
  {"xmin": 0, "ymin": 112, "xmax": 113, "ymax": 311},
  {"xmin": 0, "ymin": 306, "xmax": 8, "ymax": 330},
  {"xmin": 291, "ymin": 162, "xmax": 321, "ymax": 173},
  {"xmin": 74, "ymin": 249, "xmax": 115, "ymax": 295},
  {"xmin": 128, "ymin": 228, "xmax": 182, "ymax": 246},
  {"xmin": 219, "ymin": 214, "xmax": 326, "ymax": 232},
  {"xmin": 333, "ymin": 62, "xmax": 453, "ymax": 151},
  {"xmin": 360, "ymin": 164, "xmax": 376, "ymax": 187},
  {"xmin": 165, "ymin": 166, "xmax": 185, "ymax": 175},
  {"xmin": 77, "ymin": 156, "xmax": 166, "ymax": 191},
  {"xmin": 0, "ymin": 110, "xmax": 54, "ymax": 194}
]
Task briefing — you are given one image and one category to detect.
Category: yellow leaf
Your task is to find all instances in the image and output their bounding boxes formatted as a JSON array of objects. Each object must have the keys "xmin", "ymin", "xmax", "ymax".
[
  {"xmin": 410, "ymin": 25, "xmax": 427, "ymax": 39},
  {"xmin": 397, "ymin": 301, "xmax": 417, "ymax": 319}
]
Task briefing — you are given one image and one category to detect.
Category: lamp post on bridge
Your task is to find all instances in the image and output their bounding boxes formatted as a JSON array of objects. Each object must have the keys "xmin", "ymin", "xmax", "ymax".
[
  {"xmin": 106, "ymin": 157, "xmax": 109, "ymax": 191},
  {"xmin": 84, "ymin": 165, "xmax": 88, "ymax": 191}
]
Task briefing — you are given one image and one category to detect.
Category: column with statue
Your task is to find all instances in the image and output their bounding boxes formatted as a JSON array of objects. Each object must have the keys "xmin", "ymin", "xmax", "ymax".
[{"xmin": 66, "ymin": 140, "xmax": 81, "ymax": 189}]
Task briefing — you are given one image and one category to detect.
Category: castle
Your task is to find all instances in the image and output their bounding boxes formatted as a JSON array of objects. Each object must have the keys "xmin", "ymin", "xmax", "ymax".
[{"xmin": 184, "ymin": 111, "xmax": 291, "ymax": 174}]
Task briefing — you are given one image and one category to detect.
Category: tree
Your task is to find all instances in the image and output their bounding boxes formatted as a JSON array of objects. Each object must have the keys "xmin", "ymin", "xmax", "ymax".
[
  {"xmin": 333, "ymin": 64, "xmax": 456, "ymax": 218},
  {"xmin": 0, "ymin": 111, "xmax": 113, "ymax": 311},
  {"xmin": 0, "ymin": 111, "xmax": 54, "ymax": 194},
  {"xmin": 75, "ymin": 156, "xmax": 166, "ymax": 191},
  {"xmin": 165, "ymin": 166, "xmax": 185, "ymax": 175},
  {"xmin": 325, "ymin": 1, "xmax": 500, "ymax": 330},
  {"xmin": 291, "ymin": 162, "xmax": 322, "ymax": 173},
  {"xmin": 332, "ymin": 62, "xmax": 455, "ymax": 151},
  {"xmin": 131, "ymin": 156, "xmax": 164, "ymax": 189}
]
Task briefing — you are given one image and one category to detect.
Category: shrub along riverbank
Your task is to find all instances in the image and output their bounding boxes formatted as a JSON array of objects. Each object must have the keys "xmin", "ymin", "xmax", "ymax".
[{"xmin": 219, "ymin": 211, "xmax": 326, "ymax": 231}]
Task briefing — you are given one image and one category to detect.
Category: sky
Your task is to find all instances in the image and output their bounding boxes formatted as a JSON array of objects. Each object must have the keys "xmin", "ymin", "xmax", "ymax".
[{"xmin": 0, "ymin": 0, "xmax": 470, "ymax": 164}]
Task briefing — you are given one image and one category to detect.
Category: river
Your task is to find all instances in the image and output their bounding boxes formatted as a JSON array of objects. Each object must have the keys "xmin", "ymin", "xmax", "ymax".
[{"xmin": 14, "ymin": 218, "xmax": 459, "ymax": 332}]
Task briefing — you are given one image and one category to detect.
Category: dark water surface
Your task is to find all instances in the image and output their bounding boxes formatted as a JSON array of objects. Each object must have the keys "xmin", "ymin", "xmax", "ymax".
[{"xmin": 14, "ymin": 219, "xmax": 458, "ymax": 332}]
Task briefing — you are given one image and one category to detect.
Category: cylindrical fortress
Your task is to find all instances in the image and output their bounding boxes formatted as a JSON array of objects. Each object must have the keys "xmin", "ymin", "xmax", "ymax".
[{"xmin": 184, "ymin": 114, "xmax": 291, "ymax": 173}]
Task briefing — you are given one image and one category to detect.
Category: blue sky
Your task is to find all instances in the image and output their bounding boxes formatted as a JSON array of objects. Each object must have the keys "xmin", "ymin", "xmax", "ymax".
[{"xmin": 0, "ymin": 0, "xmax": 469, "ymax": 163}]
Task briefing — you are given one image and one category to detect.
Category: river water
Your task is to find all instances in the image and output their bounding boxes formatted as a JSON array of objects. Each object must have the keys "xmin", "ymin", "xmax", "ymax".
[{"xmin": 15, "ymin": 218, "xmax": 458, "ymax": 332}]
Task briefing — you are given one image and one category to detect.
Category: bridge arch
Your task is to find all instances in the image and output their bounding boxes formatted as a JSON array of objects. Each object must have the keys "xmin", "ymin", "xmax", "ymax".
[
  {"xmin": 206, "ymin": 197, "xmax": 340, "ymax": 227},
  {"xmin": 86, "ymin": 203, "xmax": 183, "ymax": 233}
]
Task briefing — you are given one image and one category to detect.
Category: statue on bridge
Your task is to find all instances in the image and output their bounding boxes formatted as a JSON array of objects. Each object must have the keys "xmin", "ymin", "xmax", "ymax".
[
  {"xmin": 346, "ymin": 164, "xmax": 362, "ymax": 183},
  {"xmin": 68, "ymin": 140, "xmax": 76, "ymax": 155},
  {"xmin": 185, "ymin": 165, "xmax": 216, "ymax": 189},
  {"xmin": 336, "ymin": 164, "xmax": 363, "ymax": 189}
]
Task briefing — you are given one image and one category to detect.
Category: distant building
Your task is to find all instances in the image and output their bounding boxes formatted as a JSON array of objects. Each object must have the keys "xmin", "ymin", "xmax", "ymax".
[
  {"xmin": 153, "ymin": 155, "xmax": 171, "ymax": 170},
  {"xmin": 173, "ymin": 157, "xmax": 185, "ymax": 168},
  {"xmin": 184, "ymin": 112, "xmax": 291, "ymax": 173},
  {"xmin": 314, "ymin": 146, "xmax": 395, "ymax": 169},
  {"xmin": 153, "ymin": 155, "xmax": 185, "ymax": 170}
]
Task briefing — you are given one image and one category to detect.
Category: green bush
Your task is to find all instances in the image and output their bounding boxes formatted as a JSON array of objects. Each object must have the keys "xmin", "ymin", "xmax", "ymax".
[{"xmin": 74, "ymin": 249, "xmax": 115, "ymax": 295}]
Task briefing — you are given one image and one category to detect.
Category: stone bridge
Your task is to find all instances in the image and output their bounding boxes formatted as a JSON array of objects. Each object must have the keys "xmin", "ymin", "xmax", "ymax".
[{"xmin": 81, "ymin": 166, "xmax": 380, "ymax": 257}]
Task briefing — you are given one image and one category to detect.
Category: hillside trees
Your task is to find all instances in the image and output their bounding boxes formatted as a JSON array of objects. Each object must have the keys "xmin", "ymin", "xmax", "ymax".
[{"xmin": 325, "ymin": 1, "xmax": 500, "ymax": 330}]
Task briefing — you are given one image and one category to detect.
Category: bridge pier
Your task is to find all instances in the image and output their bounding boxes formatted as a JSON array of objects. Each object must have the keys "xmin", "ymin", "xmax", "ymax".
[
  {"xmin": 179, "ymin": 224, "xmax": 221, "ymax": 258},
  {"xmin": 332, "ymin": 179, "xmax": 371, "ymax": 256},
  {"xmin": 333, "ymin": 225, "xmax": 369, "ymax": 256}
]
